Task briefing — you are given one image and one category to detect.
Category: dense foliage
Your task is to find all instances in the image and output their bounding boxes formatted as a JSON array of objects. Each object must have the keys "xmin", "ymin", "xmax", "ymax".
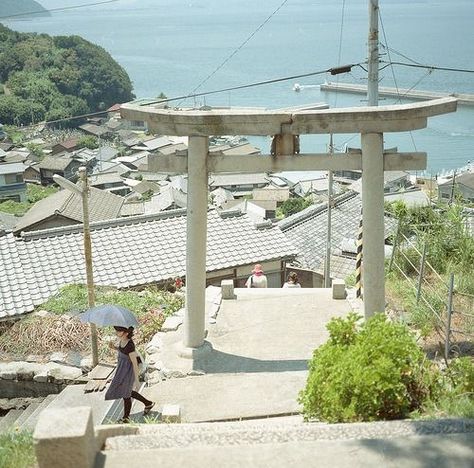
[
  {"xmin": 277, "ymin": 197, "xmax": 312, "ymax": 218},
  {"xmin": 0, "ymin": 24, "xmax": 135, "ymax": 126},
  {"xmin": 299, "ymin": 313, "xmax": 441, "ymax": 422}
]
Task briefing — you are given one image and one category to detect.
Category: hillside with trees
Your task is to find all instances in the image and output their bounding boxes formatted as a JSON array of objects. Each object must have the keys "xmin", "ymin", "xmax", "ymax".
[
  {"xmin": 1, "ymin": 0, "xmax": 49, "ymax": 18},
  {"xmin": 0, "ymin": 24, "xmax": 135, "ymax": 126}
]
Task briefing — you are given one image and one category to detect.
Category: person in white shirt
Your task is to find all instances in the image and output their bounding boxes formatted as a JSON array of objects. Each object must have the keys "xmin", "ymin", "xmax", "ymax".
[
  {"xmin": 282, "ymin": 271, "xmax": 301, "ymax": 288},
  {"xmin": 245, "ymin": 264, "xmax": 268, "ymax": 288}
]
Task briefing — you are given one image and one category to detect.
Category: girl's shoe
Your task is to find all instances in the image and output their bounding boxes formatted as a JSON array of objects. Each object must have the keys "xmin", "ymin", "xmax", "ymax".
[
  {"xmin": 143, "ymin": 403, "xmax": 155, "ymax": 415},
  {"xmin": 118, "ymin": 417, "xmax": 130, "ymax": 424}
]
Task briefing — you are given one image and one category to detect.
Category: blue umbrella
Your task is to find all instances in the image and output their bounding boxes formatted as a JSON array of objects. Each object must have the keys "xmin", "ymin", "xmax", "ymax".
[{"xmin": 79, "ymin": 304, "xmax": 139, "ymax": 328}]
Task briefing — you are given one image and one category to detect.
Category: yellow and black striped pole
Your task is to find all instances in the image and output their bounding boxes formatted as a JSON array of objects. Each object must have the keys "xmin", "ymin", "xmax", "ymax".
[{"xmin": 355, "ymin": 208, "xmax": 363, "ymax": 299}]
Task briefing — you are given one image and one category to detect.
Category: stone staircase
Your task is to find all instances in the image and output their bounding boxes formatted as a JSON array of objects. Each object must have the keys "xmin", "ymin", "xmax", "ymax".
[
  {"xmin": 0, "ymin": 394, "xmax": 57, "ymax": 434},
  {"xmin": 0, "ymin": 382, "xmax": 123, "ymax": 434}
]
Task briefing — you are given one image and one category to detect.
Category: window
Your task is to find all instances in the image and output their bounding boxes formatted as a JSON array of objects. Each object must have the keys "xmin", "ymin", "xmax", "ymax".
[{"xmin": 4, "ymin": 173, "xmax": 23, "ymax": 184}]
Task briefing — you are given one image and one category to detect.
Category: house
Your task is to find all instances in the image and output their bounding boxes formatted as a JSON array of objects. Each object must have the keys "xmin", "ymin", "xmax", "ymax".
[
  {"xmin": 384, "ymin": 189, "xmax": 430, "ymax": 207},
  {"xmin": 209, "ymin": 173, "xmax": 270, "ymax": 197},
  {"xmin": 107, "ymin": 103, "xmax": 121, "ymax": 119},
  {"xmin": 37, "ymin": 155, "xmax": 83, "ymax": 185},
  {"xmin": 292, "ymin": 178, "xmax": 343, "ymax": 198},
  {"xmin": 253, "ymin": 186, "xmax": 290, "ymax": 205},
  {"xmin": 211, "ymin": 187, "xmax": 234, "ymax": 208},
  {"xmin": 278, "ymin": 191, "xmax": 397, "ymax": 283},
  {"xmin": 221, "ymin": 199, "xmax": 277, "ymax": 221},
  {"xmin": 89, "ymin": 172, "xmax": 130, "ymax": 196},
  {"xmin": 438, "ymin": 172, "xmax": 474, "ymax": 202},
  {"xmin": 1, "ymin": 209, "xmax": 297, "ymax": 319},
  {"xmin": 51, "ymin": 138, "xmax": 79, "ymax": 155},
  {"xmin": 0, "ymin": 162, "xmax": 27, "ymax": 202},
  {"xmin": 12, "ymin": 187, "xmax": 125, "ymax": 235},
  {"xmin": 78, "ymin": 123, "xmax": 112, "ymax": 139},
  {"xmin": 132, "ymin": 136, "xmax": 172, "ymax": 152},
  {"xmin": 349, "ymin": 171, "xmax": 412, "ymax": 194},
  {"xmin": 143, "ymin": 185, "xmax": 187, "ymax": 212},
  {"xmin": 23, "ymin": 163, "xmax": 41, "ymax": 184}
]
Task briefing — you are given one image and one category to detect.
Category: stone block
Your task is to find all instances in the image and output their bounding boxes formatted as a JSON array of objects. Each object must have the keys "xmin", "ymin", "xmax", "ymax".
[
  {"xmin": 221, "ymin": 279, "xmax": 236, "ymax": 300},
  {"xmin": 34, "ymin": 406, "xmax": 96, "ymax": 468},
  {"xmin": 332, "ymin": 278, "xmax": 346, "ymax": 300},
  {"xmin": 48, "ymin": 365, "xmax": 83, "ymax": 383},
  {"xmin": 161, "ymin": 315, "xmax": 183, "ymax": 332},
  {"xmin": 161, "ymin": 404, "xmax": 181, "ymax": 423}
]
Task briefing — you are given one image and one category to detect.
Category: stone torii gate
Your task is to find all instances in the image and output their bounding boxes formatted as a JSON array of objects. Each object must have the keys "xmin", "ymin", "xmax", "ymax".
[{"xmin": 121, "ymin": 97, "xmax": 456, "ymax": 357}]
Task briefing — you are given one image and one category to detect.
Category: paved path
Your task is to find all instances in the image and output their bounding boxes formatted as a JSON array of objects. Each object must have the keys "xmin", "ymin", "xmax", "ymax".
[{"xmin": 140, "ymin": 288, "xmax": 351, "ymax": 422}]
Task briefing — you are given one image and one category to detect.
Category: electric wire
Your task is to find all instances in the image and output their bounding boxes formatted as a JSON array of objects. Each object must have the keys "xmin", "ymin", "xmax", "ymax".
[
  {"xmin": 16, "ymin": 63, "xmax": 363, "ymax": 129},
  {"xmin": 333, "ymin": 0, "xmax": 347, "ymax": 108},
  {"xmin": 379, "ymin": 10, "xmax": 418, "ymax": 151},
  {"xmin": 0, "ymin": 0, "xmax": 119, "ymax": 20},
  {"xmin": 381, "ymin": 60, "xmax": 474, "ymax": 74},
  {"xmin": 177, "ymin": 0, "xmax": 290, "ymax": 106}
]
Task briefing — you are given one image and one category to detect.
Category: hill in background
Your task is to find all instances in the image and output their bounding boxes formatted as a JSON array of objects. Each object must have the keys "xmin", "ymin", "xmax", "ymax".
[{"xmin": 1, "ymin": 0, "xmax": 50, "ymax": 18}]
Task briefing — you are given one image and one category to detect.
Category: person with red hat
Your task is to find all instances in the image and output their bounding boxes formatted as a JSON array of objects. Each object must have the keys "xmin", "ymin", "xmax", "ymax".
[{"xmin": 245, "ymin": 264, "xmax": 268, "ymax": 288}]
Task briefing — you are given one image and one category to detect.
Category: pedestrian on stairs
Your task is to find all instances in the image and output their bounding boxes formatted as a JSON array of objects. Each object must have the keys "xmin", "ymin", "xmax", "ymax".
[
  {"xmin": 245, "ymin": 264, "xmax": 268, "ymax": 288},
  {"xmin": 105, "ymin": 326, "xmax": 155, "ymax": 423}
]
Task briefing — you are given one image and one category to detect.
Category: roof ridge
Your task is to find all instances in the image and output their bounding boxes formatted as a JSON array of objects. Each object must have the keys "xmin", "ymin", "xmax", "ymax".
[
  {"xmin": 19, "ymin": 208, "xmax": 190, "ymax": 240},
  {"xmin": 278, "ymin": 191, "xmax": 357, "ymax": 231}
]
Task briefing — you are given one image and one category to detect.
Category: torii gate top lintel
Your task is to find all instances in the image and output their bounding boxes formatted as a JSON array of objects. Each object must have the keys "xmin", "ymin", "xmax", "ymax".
[{"xmin": 120, "ymin": 97, "xmax": 457, "ymax": 137}]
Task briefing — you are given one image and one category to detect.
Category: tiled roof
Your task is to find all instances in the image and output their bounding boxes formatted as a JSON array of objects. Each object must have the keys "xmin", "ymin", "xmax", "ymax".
[
  {"xmin": 279, "ymin": 191, "xmax": 397, "ymax": 279},
  {"xmin": 209, "ymin": 173, "xmax": 270, "ymax": 187},
  {"xmin": 0, "ymin": 162, "xmax": 26, "ymax": 175},
  {"xmin": 0, "ymin": 209, "xmax": 297, "ymax": 319},
  {"xmin": 13, "ymin": 188, "xmax": 125, "ymax": 234},
  {"xmin": 38, "ymin": 155, "xmax": 75, "ymax": 171}
]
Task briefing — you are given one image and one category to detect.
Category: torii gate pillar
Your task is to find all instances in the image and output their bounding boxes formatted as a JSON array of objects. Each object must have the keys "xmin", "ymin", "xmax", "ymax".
[{"xmin": 361, "ymin": 132, "xmax": 385, "ymax": 317}]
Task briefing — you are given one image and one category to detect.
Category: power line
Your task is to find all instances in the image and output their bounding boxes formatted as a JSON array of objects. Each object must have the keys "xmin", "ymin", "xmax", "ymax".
[
  {"xmin": 146, "ymin": 64, "xmax": 361, "ymax": 107},
  {"xmin": 16, "ymin": 62, "xmax": 362, "ymax": 129},
  {"xmin": 379, "ymin": 9, "xmax": 417, "ymax": 151},
  {"xmin": 381, "ymin": 60, "xmax": 474, "ymax": 74},
  {"xmin": 333, "ymin": 0, "xmax": 347, "ymax": 108},
  {"xmin": 177, "ymin": 0, "xmax": 291, "ymax": 106},
  {"xmin": 0, "ymin": 0, "xmax": 119, "ymax": 20}
]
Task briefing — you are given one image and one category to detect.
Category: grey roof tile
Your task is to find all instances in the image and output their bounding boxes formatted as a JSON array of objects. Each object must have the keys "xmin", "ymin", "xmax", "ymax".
[
  {"xmin": 279, "ymin": 191, "xmax": 397, "ymax": 279},
  {"xmin": 1, "ymin": 208, "xmax": 297, "ymax": 318}
]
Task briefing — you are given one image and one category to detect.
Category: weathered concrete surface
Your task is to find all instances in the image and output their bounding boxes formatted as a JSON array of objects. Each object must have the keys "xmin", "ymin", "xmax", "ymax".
[
  {"xmin": 97, "ymin": 433, "xmax": 473, "ymax": 468},
  {"xmin": 141, "ymin": 288, "xmax": 351, "ymax": 422}
]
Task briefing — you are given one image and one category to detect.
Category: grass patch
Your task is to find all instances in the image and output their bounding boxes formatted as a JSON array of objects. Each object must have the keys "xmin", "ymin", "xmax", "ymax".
[
  {"xmin": 0, "ymin": 284, "xmax": 184, "ymax": 359},
  {"xmin": 0, "ymin": 430, "xmax": 36, "ymax": 468}
]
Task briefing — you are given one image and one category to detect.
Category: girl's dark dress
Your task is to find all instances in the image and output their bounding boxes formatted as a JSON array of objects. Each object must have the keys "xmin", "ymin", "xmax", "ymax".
[{"xmin": 105, "ymin": 340, "xmax": 137, "ymax": 400}]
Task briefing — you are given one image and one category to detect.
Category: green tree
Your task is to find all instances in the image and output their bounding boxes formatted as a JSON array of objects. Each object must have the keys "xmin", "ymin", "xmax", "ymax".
[
  {"xmin": 77, "ymin": 135, "xmax": 99, "ymax": 150},
  {"xmin": 278, "ymin": 197, "xmax": 312, "ymax": 217}
]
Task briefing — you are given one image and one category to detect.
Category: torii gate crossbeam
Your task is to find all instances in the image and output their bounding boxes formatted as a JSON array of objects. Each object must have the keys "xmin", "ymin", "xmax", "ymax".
[{"xmin": 121, "ymin": 97, "xmax": 457, "ymax": 356}]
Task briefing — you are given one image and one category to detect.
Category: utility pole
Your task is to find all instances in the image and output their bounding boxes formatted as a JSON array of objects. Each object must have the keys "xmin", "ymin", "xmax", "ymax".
[
  {"xmin": 79, "ymin": 167, "xmax": 99, "ymax": 366},
  {"xmin": 324, "ymin": 134, "xmax": 334, "ymax": 288},
  {"xmin": 367, "ymin": 0, "xmax": 379, "ymax": 106}
]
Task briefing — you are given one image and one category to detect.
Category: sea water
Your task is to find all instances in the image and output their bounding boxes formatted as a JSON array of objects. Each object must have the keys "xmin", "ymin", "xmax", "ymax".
[{"xmin": 3, "ymin": 0, "xmax": 474, "ymax": 174}]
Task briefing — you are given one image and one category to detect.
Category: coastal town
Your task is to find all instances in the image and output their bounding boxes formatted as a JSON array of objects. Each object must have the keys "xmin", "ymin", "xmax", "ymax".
[{"xmin": 0, "ymin": 1, "xmax": 473, "ymax": 467}]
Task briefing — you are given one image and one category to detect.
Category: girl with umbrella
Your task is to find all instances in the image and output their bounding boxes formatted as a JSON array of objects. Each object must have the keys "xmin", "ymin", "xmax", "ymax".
[{"xmin": 105, "ymin": 326, "xmax": 155, "ymax": 423}]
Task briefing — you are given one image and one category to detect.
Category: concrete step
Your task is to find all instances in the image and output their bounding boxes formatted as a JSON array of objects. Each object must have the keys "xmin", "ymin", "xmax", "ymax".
[
  {"xmin": 0, "ymin": 409, "xmax": 22, "ymax": 433},
  {"xmin": 44, "ymin": 384, "xmax": 114, "ymax": 426},
  {"xmin": 98, "ymin": 433, "xmax": 474, "ymax": 468},
  {"xmin": 20, "ymin": 394, "xmax": 58, "ymax": 431},
  {"xmin": 10, "ymin": 402, "xmax": 41, "ymax": 429},
  {"xmin": 104, "ymin": 418, "xmax": 474, "ymax": 452}
]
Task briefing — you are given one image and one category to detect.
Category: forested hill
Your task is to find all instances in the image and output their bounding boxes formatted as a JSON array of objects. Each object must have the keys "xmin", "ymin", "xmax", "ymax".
[
  {"xmin": 1, "ymin": 0, "xmax": 50, "ymax": 18},
  {"xmin": 0, "ymin": 25, "xmax": 135, "ymax": 126}
]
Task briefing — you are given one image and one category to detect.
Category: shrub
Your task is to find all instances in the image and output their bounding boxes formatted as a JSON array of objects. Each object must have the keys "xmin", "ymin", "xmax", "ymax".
[{"xmin": 299, "ymin": 313, "xmax": 441, "ymax": 422}]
